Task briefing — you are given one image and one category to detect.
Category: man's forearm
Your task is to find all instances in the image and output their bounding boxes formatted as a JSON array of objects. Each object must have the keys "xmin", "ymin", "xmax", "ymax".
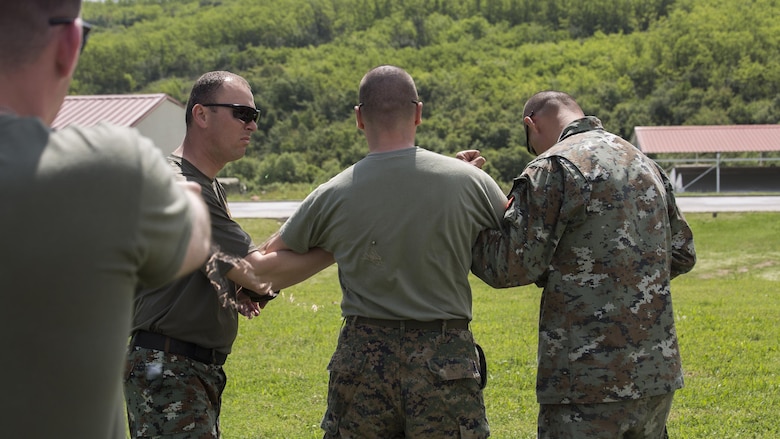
[{"xmin": 252, "ymin": 248, "xmax": 334, "ymax": 290}]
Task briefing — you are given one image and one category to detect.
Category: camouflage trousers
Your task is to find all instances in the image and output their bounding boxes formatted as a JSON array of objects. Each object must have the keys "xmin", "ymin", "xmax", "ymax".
[
  {"xmin": 538, "ymin": 392, "xmax": 674, "ymax": 439},
  {"xmin": 321, "ymin": 317, "xmax": 490, "ymax": 438},
  {"xmin": 124, "ymin": 346, "xmax": 227, "ymax": 438}
]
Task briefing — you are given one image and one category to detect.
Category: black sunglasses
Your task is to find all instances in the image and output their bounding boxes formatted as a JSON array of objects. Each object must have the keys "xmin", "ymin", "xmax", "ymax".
[
  {"xmin": 524, "ymin": 110, "xmax": 536, "ymax": 155},
  {"xmin": 202, "ymin": 103, "xmax": 261, "ymax": 124},
  {"xmin": 49, "ymin": 18, "xmax": 92, "ymax": 53}
]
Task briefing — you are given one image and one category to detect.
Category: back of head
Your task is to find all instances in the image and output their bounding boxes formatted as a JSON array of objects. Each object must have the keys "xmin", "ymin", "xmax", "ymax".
[
  {"xmin": 185, "ymin": 70, "xmax": 251, "ymax": 127},
  {"xmin": 358, "ymin": 65, "xmax": 419, "ymax": 127},
  {"xmin": 523, "ymin": 90, "xmax": 584, "ymax": 121},
  {"xmin": 0, "ymin": 0, "xmax": 82, "ymax": 72}
]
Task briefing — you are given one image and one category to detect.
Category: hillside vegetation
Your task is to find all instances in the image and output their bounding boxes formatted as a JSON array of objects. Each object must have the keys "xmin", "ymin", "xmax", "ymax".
[{"xmin": 78, "ymin": 0, "xmax": 780, "ymax": 190}]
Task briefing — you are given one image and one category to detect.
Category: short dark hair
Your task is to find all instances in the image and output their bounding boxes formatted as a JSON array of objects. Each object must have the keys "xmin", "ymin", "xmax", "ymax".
[
  {"xmin": 0, "ymin": 1, "xmax": 82, "ymax": 69},
  {"xmin": 357, "ymin": 65, "xmax": 419, "ymax": 125},
  {"xmin": 523, "ymin": 90, "xmax": 582, "ymax": 119},
  {"xmin": 185, "ymin": 71, "xmax": 251, "ymax": 127}
]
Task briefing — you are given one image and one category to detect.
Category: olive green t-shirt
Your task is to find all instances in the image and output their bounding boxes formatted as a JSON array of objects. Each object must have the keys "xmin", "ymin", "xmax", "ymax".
[
  {"xmin": 131, "ymin": 155, "xmax": 257, "ymax": 354},
  {"xmin": 0, "ymin": 114, "xmax": 194, "ymax": 438},
  {"xmin": 280, "ymin": 147, "xmax": 506, "ymax": 321}
]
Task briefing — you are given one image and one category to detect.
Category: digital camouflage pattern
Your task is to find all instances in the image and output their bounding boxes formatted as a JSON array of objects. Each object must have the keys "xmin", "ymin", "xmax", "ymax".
[
  {"xmin": 321, "ymin": 319, "xmax": 490, "ymax": 438},
  {"xmin": 125, "ymin": 347, "xmax": 226, "ymax": 438},
  {"xmin": 538, "ymin": 392, "xmax": 674, "ymax": 438},
  {"xmin": 472, "ymin": 117, "xmax": 696, "ymax": 405}
]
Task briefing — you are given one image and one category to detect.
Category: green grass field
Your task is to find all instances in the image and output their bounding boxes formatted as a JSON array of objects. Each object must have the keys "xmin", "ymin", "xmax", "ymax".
[{"xmin": 221, "ymin": 212, "xmax": 780, "ymax": 438}]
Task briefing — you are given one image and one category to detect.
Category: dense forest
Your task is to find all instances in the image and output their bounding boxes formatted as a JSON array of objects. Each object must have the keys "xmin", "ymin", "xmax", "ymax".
[{"xmin": 76, "ymin": 0, "xmax": 780, "ymax": 189}]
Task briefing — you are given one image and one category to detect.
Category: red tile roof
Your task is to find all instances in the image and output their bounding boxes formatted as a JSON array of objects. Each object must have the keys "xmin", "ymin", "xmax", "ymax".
[
  {"xmin": 51, "ymin": 93, "xmax": 184, "ymax": 129},
  {"xmin": 634, "ymin": 125, "xmax": 780, "ymax": 154}
]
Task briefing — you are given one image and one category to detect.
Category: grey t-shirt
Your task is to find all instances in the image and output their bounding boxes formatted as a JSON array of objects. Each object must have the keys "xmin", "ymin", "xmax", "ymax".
[
  {"xmin": 0, "ymin": 114, "xmax": 193, "ymax": 438},
  {"xmin": 281, "ymin": 146, "xmax": 506, "ymax": 321}
]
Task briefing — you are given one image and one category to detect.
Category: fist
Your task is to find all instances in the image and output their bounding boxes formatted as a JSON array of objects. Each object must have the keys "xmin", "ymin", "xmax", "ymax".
[{"xmin": 455, "ymin": 150, "xmax": 486, "ymax": 169}]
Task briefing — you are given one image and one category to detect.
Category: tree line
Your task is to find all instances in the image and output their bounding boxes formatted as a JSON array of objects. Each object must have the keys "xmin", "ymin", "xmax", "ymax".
[{"xmin": 76, "ymin": 0, "xmax": 780, "ymax": 190}]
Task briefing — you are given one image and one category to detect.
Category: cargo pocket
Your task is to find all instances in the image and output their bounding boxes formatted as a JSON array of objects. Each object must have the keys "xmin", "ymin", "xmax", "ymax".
[
  {"xmin": 427, "ymin": 350, "xmax": 489, "ymax": 438},
  {"xmin": 321, "ymin": 345, "xmax": 368, "ymax": 436}
]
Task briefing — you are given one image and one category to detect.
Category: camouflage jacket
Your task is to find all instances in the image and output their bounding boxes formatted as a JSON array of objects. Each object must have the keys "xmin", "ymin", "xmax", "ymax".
[{"xmin": 472, "ymin": 116, "xmax": 696, "ymax": 404}]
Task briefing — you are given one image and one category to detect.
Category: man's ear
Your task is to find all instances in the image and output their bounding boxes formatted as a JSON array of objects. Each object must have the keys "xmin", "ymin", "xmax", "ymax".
[
  {"xmin": 523, "ymin": 115, "xmax": 536, "ymax": 133},
  {"xmin": 414, "ymin": 101, "xmax": 422, "ymax": 126},
  {"xmin": 54, "ymin": 23, "xmax": 81, "ymax": 79},
  {"xmin": 192, "ymin": 104, "xmax": 209, "ymax": 128},
  {"xmin": 354, "ymin": 105, "xmax": 365, "ymax": 130}
]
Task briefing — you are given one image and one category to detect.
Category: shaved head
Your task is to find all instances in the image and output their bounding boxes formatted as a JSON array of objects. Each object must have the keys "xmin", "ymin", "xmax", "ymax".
[
  {"xmin": 522, "ymin": 90, "xmax": 587, "ymax": 154},
  {"xmin": 523, "ymin": 90, "xmax": 583, "ymax": 120},
  {"xmin": 358, "ymin": 65, "xmax": 419, "ymax": 125}
]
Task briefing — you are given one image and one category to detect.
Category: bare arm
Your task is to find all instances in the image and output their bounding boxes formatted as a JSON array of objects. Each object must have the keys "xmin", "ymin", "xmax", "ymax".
[
  {"xmin": 226, "ymin": 232, "xmax": 335, "ymax": 292},
  {"xmin": 174, "ymin": 182, "xmax": 212, "ymax": 278},
  {"xmin": 238, "ymin": 248, "xmax": 334, "ymax": 290}
]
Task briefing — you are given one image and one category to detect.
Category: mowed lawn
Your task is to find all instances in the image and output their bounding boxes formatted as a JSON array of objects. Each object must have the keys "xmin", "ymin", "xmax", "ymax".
[{"xmin": 221, "ymin": 212, "xmax": 780, "ymax": 438}]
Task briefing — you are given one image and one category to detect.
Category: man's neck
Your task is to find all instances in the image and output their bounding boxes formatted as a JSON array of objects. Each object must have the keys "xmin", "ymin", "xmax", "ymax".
[
  {"xmin": 364, "ymin": 129, "xmax": 416, "ymax": 154},
  {"xmin": 368, "ymin": 143, "xmax": 415, "ymax": 154},
  {"xmin": 0, "ymin": 69, "xmax": 63, "ymax": 125},
  {"xmin": 174, "ymin": 139, "xmax": 222, "ymax": 180}
]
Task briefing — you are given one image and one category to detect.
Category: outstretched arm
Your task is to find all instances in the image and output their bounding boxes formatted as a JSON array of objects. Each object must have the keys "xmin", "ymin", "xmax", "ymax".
[
  {"xmin": 226, "ymin": 232, "xmax": 334, "ymax": 293},
  {"xmin": 240, "ymin": 247, "xmax": 334, "ymax": 291}
]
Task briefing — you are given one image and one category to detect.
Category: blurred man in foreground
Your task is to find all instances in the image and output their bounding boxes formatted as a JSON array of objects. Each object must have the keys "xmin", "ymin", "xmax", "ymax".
[{"xmin": 0, "ymin": 1, "xmax": 212, "ymax": 438}]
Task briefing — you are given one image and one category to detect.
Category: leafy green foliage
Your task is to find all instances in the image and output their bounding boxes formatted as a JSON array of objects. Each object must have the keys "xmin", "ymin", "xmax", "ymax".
[{"xmin": 77, "ymin": 0, "xmax": 780, "ymax": 188}]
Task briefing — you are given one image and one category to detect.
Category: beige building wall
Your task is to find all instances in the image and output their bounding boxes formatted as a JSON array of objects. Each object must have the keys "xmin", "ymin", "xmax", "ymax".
[{"xmin": 135, "ymin": 100, "xmax": 185, "ymax": 155}]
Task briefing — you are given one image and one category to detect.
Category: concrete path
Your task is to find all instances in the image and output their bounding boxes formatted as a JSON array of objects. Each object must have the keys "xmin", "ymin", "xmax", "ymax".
[
  {"xmin": 675, "ymin": 196, "xmax": 780, "ymax": 213},
  {"xmin": 228, "ymin": 196, "xmax": 780, "ymax": 219}
]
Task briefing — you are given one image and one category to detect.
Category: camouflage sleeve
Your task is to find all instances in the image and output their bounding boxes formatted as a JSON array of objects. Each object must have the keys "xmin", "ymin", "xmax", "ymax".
[
  {"xmin": 665, "ymin": 179, "xmax": 696, "ymax": 278},
  {"xmin": 471, "ymin": 158, "xmax": 587, "ymax": 288}
]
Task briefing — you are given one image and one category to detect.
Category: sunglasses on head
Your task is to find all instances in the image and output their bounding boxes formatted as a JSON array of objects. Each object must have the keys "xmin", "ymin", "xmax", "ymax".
[
  {"xmin": 48, "ymin": 17, "xmax": 92, "ymax": 53},
  {"xmin": 202, "ymin": 103, "xmax": 261, "ymax": 124}
]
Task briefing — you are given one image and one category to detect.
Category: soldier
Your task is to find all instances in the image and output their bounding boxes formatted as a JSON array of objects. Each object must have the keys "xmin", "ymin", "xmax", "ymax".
[
  {"xmin": 0, "ymin": 1, "xmax": 212, "ymax": 437},
  {"xmin": 469, "ymin": 91, "xmax": 696, "ymax": 438},
  {"xmin": 262, "ymin": 65, "xmax": 507, "ymax": 438},
  {"xmin": 124, "ymin": 71, "xmax": 332, "ymax": 438}
]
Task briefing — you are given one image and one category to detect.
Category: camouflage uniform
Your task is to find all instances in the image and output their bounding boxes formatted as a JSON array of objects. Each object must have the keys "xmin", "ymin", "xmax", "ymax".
[
  {"xmin": 125, "ymin": 347, "xmax": 226, "ymax": 438},
  {"xmin": 472, "ymin": 117, "xmax": 696, "ymax": 434},
  {"xmin": 538, "ymin": 393, "xmax": 673, "ymax": 438},
  {"xmin": 321, "ymin": 318, "xmax": 489, "ymax": 438}
]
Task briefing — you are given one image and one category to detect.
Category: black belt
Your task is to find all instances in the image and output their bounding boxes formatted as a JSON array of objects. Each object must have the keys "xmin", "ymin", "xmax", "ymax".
[
  {"xmin": 353, "ymin": 316, "xmax": 469, "ymax": 331},
  {"xmin": 131, "ymin": 330, "xmax": 227, "ymax": 366}
]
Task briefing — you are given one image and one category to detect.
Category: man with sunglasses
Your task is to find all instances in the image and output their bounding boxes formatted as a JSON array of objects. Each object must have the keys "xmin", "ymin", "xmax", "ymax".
[
  {"xmin": 469, "ymin": 91, "xmax": 696, "ymax": 438},
  {"xmin": 0, "ymin": 1, "xmax": 213, "ymax": 438},
  {"xmin": 125, "ymin": 70, "xmax": 333, "ymax": 438}
]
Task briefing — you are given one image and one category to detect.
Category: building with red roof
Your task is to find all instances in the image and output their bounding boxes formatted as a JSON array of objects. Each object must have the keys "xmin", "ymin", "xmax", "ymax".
[
  {"xmin": 52, "ymin": 93, "xmax": 185, "ymax": 155},
  {"xmin": 633, "ymin": 125, "xmax": 780, "ymax": 193}
]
